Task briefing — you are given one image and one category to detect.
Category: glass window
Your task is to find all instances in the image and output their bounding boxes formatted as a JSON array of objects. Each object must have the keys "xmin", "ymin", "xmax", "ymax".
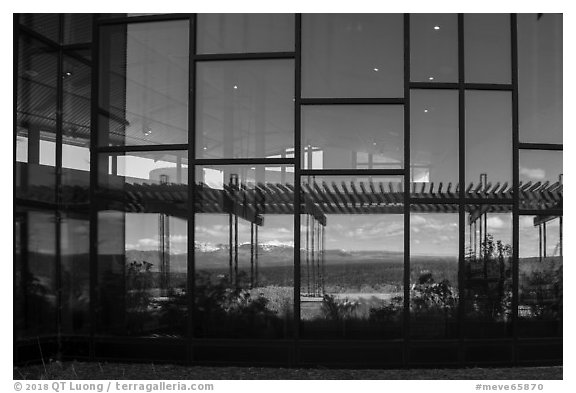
[
  {"xmin": 20, "ymin": 13, "xmax": 60, "ymax": 43},
  {"xmin": 302, "ymin": 105, "xmax": 403, "ymax": 170},
  {"xmin": 99, "ymin": 151, "xmax": 189, "ymax": 190},
  {"xmin": 196, "ymin": 60, "xmax": 294, "ymax": 159},
  {"xmin": 518, "ymin": 214, "xmax": 562, "ymax": 337},
  {"xmin": 464, "ymin": 14, "xmax": 511, "ymax": 84},
  {"xmin": 197, "ymin": 14, "xmax": 294, "ymax": 54},
  {"xmin": 98, "ymin": 21, "xmax": 189, "ymax": 146},
  {"xmin": 60, "ymin": 213, "xmax": 90, "ymax": 334},
  {"xmin": 16, "ymin": 35, "xmax": 58, "ymax": 203},
  {"xmin": 519, "ymin": 150, "xmax": 562, "ymax": 211},
  {"xmin": 194, "ymin": 165, "xmax": 294, "ymax": 338},
  {"xmin": 464, "ymin": 205, "xmax": 512, "ymax": 337},
  {"xmin": 411, "ymin": 90, "xmax": 458, "ymax": 191},
  {"xmin": 300, "ymin": 176, "xmax": 404, "ymax": 339},
  {"xmin": 96, "ymin": 151, "xmax": 188, "ymax": 337},
  {"xmin": 63, "ymin": 13, "xmax": 93, "ymax": 44},
  {"xmin": 465, "ymin": 91, "xmax": 512, "ymax": 197},
  {"xmin": 62, "ymin": 54, "xmax": 91, "ymax": 205},
  {"xmin": 410, "ymin": 14, "xmax": 458, "ymax": 83},
  {"xmin": 302, "ymin": 14, "xmax": 403, "ymax": 98},
  {"xmin": 518, "ymin": 14, "xmax": 562, "ymax": 144},
  {"xmin": 15, "ymin": 208, "xmax": 57, "ymax": 338},
  {"xmin": 410, "ymin": 209, "xmax": 459, "ymax": 339}
]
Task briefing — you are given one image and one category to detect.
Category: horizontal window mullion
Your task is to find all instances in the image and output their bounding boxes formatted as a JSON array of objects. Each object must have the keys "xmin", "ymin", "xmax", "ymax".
[
  {"xmin": 464, "ymin": 83, "xmax": 513, "ymax": 91},
  {"xmin": 409, "ymin": 82, "xmax": 459, "ymax": 90},
  {"xmin": 300, "ymin": 169, "xmax": 405, "ymax": 177},
  {"xmin": 97, "ymin": 144, "xmax": 189, "ymax": 153},
  {"xmin": 194, "ymin": 158, "xmax": 294, "ymax": 166},
  {"xmin": 194, "ymin": 52, "xmax": 295, "ymax": 61},
  {"xmin": 518, "ymin": 143, "xmax": 563, "ymax": 151},
  {"xmin": 301, "ymin": 98, "xmax": 405, "ymax": 105},
  {"xmin": 97, "ymin": 14, "xmax": 192, "ymax": 26}
]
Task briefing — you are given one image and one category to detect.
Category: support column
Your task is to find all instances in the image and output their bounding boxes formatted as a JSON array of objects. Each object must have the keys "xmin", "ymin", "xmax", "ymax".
[
  {"xmin": 250, "ymin": 222, "xmax": 254, "ymax": 289},
  {"xmin": 538, "ymin": 223, "xmax": 542, "ymax": 262}
]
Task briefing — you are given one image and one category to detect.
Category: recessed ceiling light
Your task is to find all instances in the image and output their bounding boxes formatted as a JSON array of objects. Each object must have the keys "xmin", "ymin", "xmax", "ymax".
[
  {"xmin": 424, "ymin": 109, "xmax": 429, "ymax": 113},
  {"xmin": 434, "ymin": 26, "xmax": 440, "ymax": 30},
  {"xmin": 429, "ymin": 77, "xmax": 434, "ymax": 81},
  {"xmin": 203, "ymin": 146, "xmax": 207, "ymax": 150},
  {"xmin": 373, "ymin": 142, "xmax": 377, "ymax": 146},
  {"xmin": 373, "ymin": 68, "xmax": 379, "ymax": 72},
  {"xmin": 233, "ymin": 85, "xmax": 238, "ymax": 89},
  {"xmin": 65, "ymin": 71, "xmax": 72, "ymax": 76}
]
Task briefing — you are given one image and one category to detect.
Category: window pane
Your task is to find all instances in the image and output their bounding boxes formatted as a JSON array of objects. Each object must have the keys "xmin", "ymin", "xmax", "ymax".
[
  {"xmin": 96, "ymin": 151, "xmax": 188, "ymax": 337},
  {"xmin": 465, "ymin": 91, "xmax": 512, "ymax": 197},
  {"xmin": 464, "ymin": 14, "xmax": 511, "ymax": 84},
  {"xmin": 410, "ymin": 209, "xmax": 459, "ymax": 339},
  {"xmin": 196, "ymin": 60, "xmax": 294, "ymax": 159},
  {"xmin": 15, "ymin": 208, "xmax": 57, "ymax": 339},
  {"xmin": 61, "ymin": 212, "xmax": 90, "ymax": 334},
  {"xmin": 99, "ymin": 151, "xmax": 189, "ymax": 189},
  {"xmin": 411, "ymin": 90, "xmax": 458, "ymax": 191},
  {"xmin": 302, "ymin": 105, "xmax": 403, "ymax": 170},
  {"xmin": 518, "ymin": 14, "xmax": 563, "ymax": 144},
  {"xmin": 410, "ymin": 14, "xmax": 458, "ymax": 83},
  {"xmin": 194, "ymin": 165, "xmax": 294, "ymax": 338},
  {"xmin": 519, "ymin": 150, "xmax": 562, "ymax": 211},
  {"xmin": 16, "ymin": 35, "xmax": 57, "ymax": 203},
  {"xmin": 197, "ymin": 14, "xmax": 294, "ymax": 54},
  {"xmin": 63, "ymin": 13, "xmax": 93, "ymax": 44},
  {"xmin": 20, "ymin": 13, "xmax": 60, "ymax": 43},
  {"xmin": 99, "ymin": 21, "xmax": 189, "ymax": 146},
  {"xmin": 62, "ymin": 54, "xmax": 91, "ymax": 205},
  {"xmin": 302, "ymin": 14, "xmax": 403, "ymax": 98},
  {"xmin": 518, "ymin": 215, "xmax": 562, "ymax": 337},
  {"xmin": 300, "ymin": 176, "xmax": 404, "ymax": 339},
  {"xmin": 464, "ymin": 205, "xmax": 512, "ymax": 337}
]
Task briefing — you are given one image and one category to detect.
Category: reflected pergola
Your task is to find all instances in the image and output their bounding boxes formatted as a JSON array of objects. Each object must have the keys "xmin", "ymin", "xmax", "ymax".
[{"xmin": 44, "ymin": 172, "xmax": 556, "ymax": 298}]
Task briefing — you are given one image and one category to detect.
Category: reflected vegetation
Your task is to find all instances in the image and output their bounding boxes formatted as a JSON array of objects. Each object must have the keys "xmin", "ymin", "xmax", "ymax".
[
  {"xmin": 518, "ymin": 215, "xmax": 562, "ymax": 337},
  {"xmin": 97, "ymin": 152, "xmax": 188, "ymax": 337},
  {"xmin": 194, "ymin": 166, "xmax": 294, "ymax": 338},
  {"xmin": 465, "ymin": 207, "xmax": 513, "ymax": 337},
  {"xmin": 299, "ymin": 177, "xmax": 404, "ymax": 339}
]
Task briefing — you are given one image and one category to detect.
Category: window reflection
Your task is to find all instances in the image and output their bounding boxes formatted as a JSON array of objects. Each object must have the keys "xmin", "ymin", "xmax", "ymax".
[
  {"xmin": 300, "ymin": 176, "xmax": 404, "ymax": 339},
  {"xmin": 196, "ymin": 60, "xmax": 294, "ymax": 159},
  {"xmin": 194, "ymin": 165, "xmax": 294, "ymax": 338},
  {"xmin": 302, "ymin": 105, "xmax": 403, "ymax": 170},
  {"xmin": 410, "ymin": 210, "xmax": 459, "ymax": 339},
  {"xmin": 15, "ymin": 208, "xmax": 57, "ymax": 338},
  {"xmin": 519, "ymin": 150, "xmax": 562, "ymax": 211},
  {"xmin": 63, "ymin": 14, "xmax": 92, "ymax": 44},
  {"xmin": 61, "ymin": 213, "xmax": 90, "ymax": 334},
  {"xmin": 99, "ymin": 21, "xmax": 189, "ymax": 146},
  {"xmin": 518, "ymin": 214, "xmax": 562, "ymax": 337},
  {"xmin": 62, "ymin": 54, "xmax": 91, "ymax": 205},
  {"xmin": 518, "ymin": 14, "xmax": 562, "ymax": 144},
  {"xmin": 465, "ymin": 91, "xmax": 512, "ymax": 197},
  {"xmin": 464, "ymin": 206, "xmax": 512, "ymax": 337},
  {"xmin": 16, "ymin": 35, "xmax": 58, "ymax": 203},
  {"xmin": 97, "ymin": 151, "xmax": 188, "ymax": 337},
  {"xmin": 197, "ymin": 14, "xmax": 294, "ymax": 54},
  {"xmin": 411, "ymin": 90, "xmax": 458, "ymax": 189},
  {"xmin": 464, "ymin": 14, "xmax": 511, "ymax": 84},
  {"xmin": 20, "ymin": 14, "xmax": 60, "ymax": 43},
  {"xmin": 302, "ymin": 14, "xmax": 403, "ymax": 98},
  {"xmin": 410, "ymin": 14, "xmax": 458, "ymax": 83}
]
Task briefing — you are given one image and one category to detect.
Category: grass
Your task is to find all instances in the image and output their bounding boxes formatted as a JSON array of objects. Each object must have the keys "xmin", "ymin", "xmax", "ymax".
[{"xmin": 14, "ymin": 361, "xmax": 562, "ymax": 380}]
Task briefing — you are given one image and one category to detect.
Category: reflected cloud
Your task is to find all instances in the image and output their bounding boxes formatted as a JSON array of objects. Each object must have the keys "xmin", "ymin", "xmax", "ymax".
[{"xmin": 520, "ymin": 166, "xmax": 545, "ymax": 180}]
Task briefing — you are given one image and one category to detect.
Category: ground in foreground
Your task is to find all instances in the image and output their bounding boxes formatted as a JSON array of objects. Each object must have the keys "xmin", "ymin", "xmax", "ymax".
[{"xmin": 14, "ymin": 361, "xmax": 562, "ymax": 380}]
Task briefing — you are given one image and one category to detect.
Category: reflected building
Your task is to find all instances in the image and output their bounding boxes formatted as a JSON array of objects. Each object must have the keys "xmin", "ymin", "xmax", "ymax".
[{"xmin": 14, "ymin": 13, "xmax": 562, "ymax": 367}]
